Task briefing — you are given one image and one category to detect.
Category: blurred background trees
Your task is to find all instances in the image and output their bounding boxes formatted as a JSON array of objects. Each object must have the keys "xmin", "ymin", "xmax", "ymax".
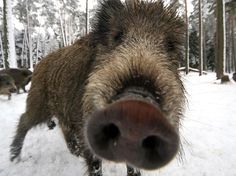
[
  {"xmin": 0, "ymin": 0, "xmax": 235, "ymax": 79},
  {"xmin": 188, "ymin": 0, "xmax": 235, "ymax": 78},
  {"xmin": 0, "ymin": 0, "xmax": 97, "ymax": 69}
]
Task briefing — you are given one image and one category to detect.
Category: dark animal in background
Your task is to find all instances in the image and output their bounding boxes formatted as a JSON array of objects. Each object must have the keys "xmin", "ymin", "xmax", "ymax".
[
  {"xmin": 221, "ymin": 75, "xmax": 230, "ymax": 84},
  {"xmin": 233, "ymin": 72, "xmax": 236, "ymax": 82},
  {"xmin": 0, "ymin": 68, "xmax": 32, "ymax": 93},
  {"xmin": 0, "ymin": 74, "xmax": 17, "ymax": 100},
  {"xmin": 10, "ymin": 1, "xmax": 186, "ymax": 176}
]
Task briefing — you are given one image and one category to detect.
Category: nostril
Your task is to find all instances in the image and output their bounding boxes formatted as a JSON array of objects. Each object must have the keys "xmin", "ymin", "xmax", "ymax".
[
  {"xmin": 141, "ymin": 134, "xmax": 178, "ymax": 167},
  {"xmin": 102, "ymin": 123, "xmax": 120, "ymax": 141},
  {"xmin": 142, "ymin": 135, "xmax": 161, "ymax": 151}
]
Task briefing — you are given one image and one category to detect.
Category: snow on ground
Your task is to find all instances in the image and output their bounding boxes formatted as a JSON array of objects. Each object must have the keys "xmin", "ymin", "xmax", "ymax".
[{"xmin": 0, "ymin": 72, "xmax": 236, "ymax": 176}]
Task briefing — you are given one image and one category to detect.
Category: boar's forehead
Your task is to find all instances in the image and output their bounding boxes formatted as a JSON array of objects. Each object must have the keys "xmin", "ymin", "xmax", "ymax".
[{"xmin": 91, "ymin": 0, "xmax": 184, "ymax": 48}]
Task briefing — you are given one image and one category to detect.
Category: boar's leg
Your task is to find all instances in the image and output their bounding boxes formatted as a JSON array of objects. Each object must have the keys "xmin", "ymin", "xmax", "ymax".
[
  {"xmin": 126, "ymin": 165, "xmax": 141, "ymax": 176},
  {"xmin": 84, "ymin": 151, "xmax": 102, "ymax": 176},
  {"xmin": 10, "ymin": 112, "xmax": 51, "ymax": 161},
  {"xmin": 47, "ymin": 119, "xmax": 56, "ymax": 130},
  {"xmin": 61, "ymin": 125, "xmax": 82, "ymax": 156},
  {"xmin": 8, "ymin": 93, "xmax": 11, "ymax": 100},
  {"xmin": 21, "ymin": 85, "xmax": 27, "ymax": 93},
  {"xmin": 10, "ymin": 90, "xmax": 51, "ymax": 161},
  {"xmin": 16, "ymin": 86, "xmax": 20, "ymax": 94},
  {"xmin": 10, "ymin": 113, "xmax": 31, "ymax": 161}
]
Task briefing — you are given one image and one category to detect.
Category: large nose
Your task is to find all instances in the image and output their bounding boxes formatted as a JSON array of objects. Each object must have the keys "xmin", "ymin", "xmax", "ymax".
[{"xmin": 86, "ymin": 100, "xmax": 179, "ymax": 170}]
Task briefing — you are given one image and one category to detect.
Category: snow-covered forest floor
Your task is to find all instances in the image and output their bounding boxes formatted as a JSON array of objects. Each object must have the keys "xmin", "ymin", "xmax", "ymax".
[{"xmin": 0, "ymin": 72, "xmax": 236, "ymax": 176}]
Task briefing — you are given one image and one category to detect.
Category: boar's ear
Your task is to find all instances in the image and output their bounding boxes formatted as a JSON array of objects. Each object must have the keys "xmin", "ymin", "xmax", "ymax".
[
  {"xmin": 91, "ymin": 0, "xmax": 124, "ymax": 45},
  {"xmin": 21, "ymin": 70, "xmax": 30, "ymax": 76}
]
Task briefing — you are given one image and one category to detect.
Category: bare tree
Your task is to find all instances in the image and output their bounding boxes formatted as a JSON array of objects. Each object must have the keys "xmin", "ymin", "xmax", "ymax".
[
  {"xmin": 2, "ymin": 0, "xmax": 9, "ymax": 68},
  {"xmin": 184, "ymin": 0, "xmax": 189, "ymax": 74},
  {"xmin": 3, "ymin": 0, "xmax": 17, "ymax": 68},
  {"xmin": 26, "ymin": 0, "xmax": 33, "ymax": 69},
  {"xmin": 85, "ymin": 0, "xmax": 89, "ymax": 35},
  {"xmin": 199, "ymin": 0, "xmax": 203, "ymax": 75},
  {"xmin": 226, "ymin": 1, "xmax": 236, "ymax": 73},
  {"xmin": 0, "ymin": 32, "xmax": 5, "ymax": 68},
  {"xmin": 216, "ymin": 0, "xmax": 226, "ymax": 79},
  {"xmin": 59, "ymin": 8, "xmax": 67, "ymax": 46}
]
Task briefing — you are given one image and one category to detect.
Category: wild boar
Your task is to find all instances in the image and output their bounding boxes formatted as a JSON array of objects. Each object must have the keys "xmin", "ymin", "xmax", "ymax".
[
  {"xmin": 0, "ymin": 74, "xmax": 17, "ymax": 100},
  {"xmin": 221, "ymin": 75, "xmax": 230, "ymax": 84},
  {"xmin": 0, "ymin": 68, "xmax": 32, "ymax": 93},
  {"xmin": 10, "ymin": 1, "xmax": 186, "ymax": 176},
  {"xmin": 233, "ymin": 72, "xmax": 236, "ymax": 82}
]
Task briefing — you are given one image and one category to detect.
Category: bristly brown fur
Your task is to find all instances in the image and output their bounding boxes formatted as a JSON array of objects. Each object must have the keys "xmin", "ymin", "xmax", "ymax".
[
  {"xmin": 91, "ymin": 0, "xmax": 185, "ymax": 61},
  {"xmin": 10, "ymin": 1, "xmax": 186, "ymax": 175}
]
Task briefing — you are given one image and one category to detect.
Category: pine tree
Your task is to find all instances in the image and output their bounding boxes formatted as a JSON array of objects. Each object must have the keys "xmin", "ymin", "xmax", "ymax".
[
  {"xmin": 216, "ymin": 0, "xmax": 226, "ymax": 79},
  {"xmin": 3, "ymin": 0, "xmax": 17, "ymax": 68},
  {"xmin": 184, "ymin": 0, "xmax": 189, "ymax": 74},
  {"xmin": 190, "ymin": 0, "xmax": 217, "ymax": 71},
  {"xmin": 199, "ymin": 0, "xmax": 203, "ymax": 75},
  {"xmin": 14, "ymin": 0, "xmax": 40, "ymax": 68},
  {"xmin": 225, "ymin": 1, "xmax": 236, "ymax": 73},
  {"xmin": 85, "ymin": 0, "xmax": 89, "ymax": 34}
]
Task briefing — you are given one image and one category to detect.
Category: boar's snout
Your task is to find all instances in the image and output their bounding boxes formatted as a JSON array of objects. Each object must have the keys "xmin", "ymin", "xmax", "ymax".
[
  {"xmin": 9, "ymin": 86, "xmax": 17, "ymax": 93},
  {"xmin": 86, "ymin": 99, "xmax": 179, "ymax": 170}
]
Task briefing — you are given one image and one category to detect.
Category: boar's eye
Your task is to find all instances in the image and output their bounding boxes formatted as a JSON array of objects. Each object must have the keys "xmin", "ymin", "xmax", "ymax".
[
  {"xmin": 165, "ymin": 38, "xmax": 176, "ymax": 52},
  {"xmin": 113, "ymin": 31, "xmax": 124, "ymax": 42}
]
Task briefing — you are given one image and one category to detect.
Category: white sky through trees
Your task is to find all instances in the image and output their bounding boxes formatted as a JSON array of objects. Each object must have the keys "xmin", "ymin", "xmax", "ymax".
[{"xmin": 2, "ymin": 0, "xmax": 194, "ymax": 31}]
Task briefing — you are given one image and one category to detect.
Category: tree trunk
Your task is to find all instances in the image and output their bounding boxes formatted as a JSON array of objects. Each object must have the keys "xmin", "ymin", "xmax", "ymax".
[
  {"xmin": 203, "ymin": 25, "xmax": 207, "ymax": 71},
  {"xmin": 23, "ymin": 28, "xmax": 29, "ymax": 68},
  {"xmin": 0, "ymin": 32, "xmax": 5, "ymax": 68},
  {"xmin": 36, "ymin": 35, "xmax": 39, "ymax": 64},
  {"xmin": 3, "ymin": 0, "xmax": 9, "ymax": 68},
  {"xmin": 234, "ymin": 17, "xmax": 236, "ymax": 72},
  {"xmin": 199, "ymin": 0, "xmax": 203, "ymax": 76},
  {"xmin": 85, "ymin": 0, "xmax": 89, "ymax": 35},
  {"xmin": 26, "ymin": 2, "xmax": 33, "ymax": 69},
  {"xmin": 231, "ymin": 10, "xmax": 236, "ymax": 72},
  {"xmin": 7, "ymin": 0, "xmax": 17, "ymax": 68},
  {"xmin": 59, "ymin": 10, "xmax": 66, "ymax": 47},
  {"xmin": 64, "ymin": 18, "xmax": 68, "ymax": 46},
  {"xmin": 184, "ymin": 0, "xmax": 189, "ymax": 74},
  {"xmin": 227, "ymin": 14, "xmax": 231, "ymax": 73},
  {"xmin": 21, "ymin": 29, "xmax": 27, "ymax": 67},
  {"xmin": 216, "ymin": 0, "xmax": 226, "ymax": 79},
  {"xmin": 24, "ymin": 27, "xmax": 29, "ymax": 68}
]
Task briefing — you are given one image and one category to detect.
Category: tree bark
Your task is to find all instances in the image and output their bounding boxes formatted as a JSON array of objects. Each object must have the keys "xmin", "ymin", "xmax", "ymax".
[
  {"xmin": 36, "ymin": 35, "xmax": 39, "ymax": 64},
  {"xmin": 3, "ymin": 0, "xmax": 9, "ymax": 68},
  {"xmin": 21, "ymin": 29, "xmax": 27, "ymax": 67},
  {"xmin": 203, "ymin": 24, "xmax": 207, "ymax": 71},
  {"xmin": 184, "ymin": 0, "xmax": 189, "ymax": 74},
  {"xmin": 85, "ymin": 0, "xmax": 89, "ymax": 35},
  {"xmin": 234, "ymin": 16, "xmax": 236, "ymax": 72},
  {"xmin": 59, "ymin": 10, "xmax": 66, "ymax": 47},
  {"xmin": 231, "ymin": 9, "xmax": 236, "ymax": 72},
  {"xmin": 216, "ymin": 0, "xmax": 226, "ymax": 79},
  {"xmin": 199, "ymin": 0, "xmax": 203, "ymax": 76},
  {"xmin": 0, "ymin": 32, "xmax": 5, "ymax": 68},
  {"xmin": 6, "ymin": 0, "xmax": 17, "ymax": 68},
  {"xmin": 26, "ymin": 1, "xmax": 33, "ymax": 69}
]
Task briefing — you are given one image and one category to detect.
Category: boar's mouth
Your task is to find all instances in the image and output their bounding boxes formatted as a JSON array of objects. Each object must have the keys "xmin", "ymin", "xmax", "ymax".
[
  {"xmin": 112, "ymin": 76, "xmax": 161, "ymax": 107},
  {"xmin": 113, "ymin": 86, "xmax": 160, "ymax": 107}
]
